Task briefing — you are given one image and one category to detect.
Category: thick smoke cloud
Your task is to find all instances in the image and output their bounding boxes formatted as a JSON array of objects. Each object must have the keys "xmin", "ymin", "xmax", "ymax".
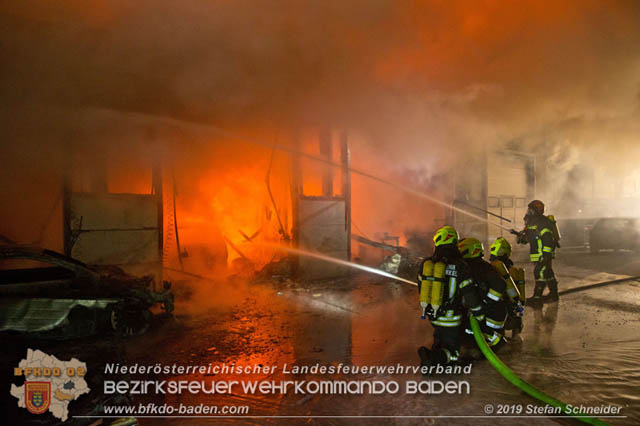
[
  {"xmin": 1, "ymin": 0, "xmax": 640, "ymax": 241},
  {"xmin": 3, "ymin": 1, "xmax": 639, "ymax": 141}
]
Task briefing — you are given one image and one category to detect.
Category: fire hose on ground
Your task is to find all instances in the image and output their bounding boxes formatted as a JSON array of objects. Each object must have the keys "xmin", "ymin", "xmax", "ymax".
[
  {"xmin": 167, "ymin": 243, "xmax": 631, "ymax": 425},
  {"xmin": 558, "ymin": 275, "xmax": 640, "ymax": 296},
  {"xmin": 469, "ymin": 316, "xmax": 609, "ymax": 426}
]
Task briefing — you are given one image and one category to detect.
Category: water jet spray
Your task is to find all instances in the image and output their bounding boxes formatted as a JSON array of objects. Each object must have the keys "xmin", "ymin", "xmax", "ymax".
[
  {"xmin": 260, "ymin": 243, "xmax": 417, "ymax": 287},
  {"xmin": 260, "ymin": 243, "xmax": 608, "ymax": 426}
]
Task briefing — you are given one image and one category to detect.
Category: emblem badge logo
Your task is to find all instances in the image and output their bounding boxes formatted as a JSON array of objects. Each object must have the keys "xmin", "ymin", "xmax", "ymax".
[{"xmin": 25, "ymin": 382, "xmax": 51, "ymax": 415}]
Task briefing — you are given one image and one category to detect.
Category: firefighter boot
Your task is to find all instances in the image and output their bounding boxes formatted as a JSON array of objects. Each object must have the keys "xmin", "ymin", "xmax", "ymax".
[
  {"xmin": 546, "ymin": 279, "xmax": 559, "ymax": 302},
  {"xmin": 529, "ymin": 282, "xmax": 546, "ymax": 308},
  {"xmin": 418, "ymin": 346, "xmax": 432, "ymax": 375},
  {"xmin": 490, "ymin": 333, "xmax": 508, "ymax": 353},
  {"xmin": 511, "ymin": 316, "xmax": 523, "ymax": 337}
]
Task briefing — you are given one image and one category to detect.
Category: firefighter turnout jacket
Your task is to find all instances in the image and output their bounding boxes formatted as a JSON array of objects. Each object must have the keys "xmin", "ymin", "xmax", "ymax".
[
  {"xmin": 520, "ymin": 214, "xmax": 556, "ymax": 262},
  {"xmin": 465, "ymin": 257, "xmax": 508, "ymax": 346}
]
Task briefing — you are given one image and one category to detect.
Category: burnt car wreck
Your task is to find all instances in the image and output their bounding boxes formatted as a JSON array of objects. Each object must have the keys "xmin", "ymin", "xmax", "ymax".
[{"xmin": 0, "ymin": 245, "xmax": 174, "ymax": 339}]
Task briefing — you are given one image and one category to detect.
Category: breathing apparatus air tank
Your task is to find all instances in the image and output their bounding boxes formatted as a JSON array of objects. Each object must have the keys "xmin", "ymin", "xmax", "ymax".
[
  {"xmin": 419, "ymin": 260, "xmax": 434, "ymax": 319},
  {"xmin": 547, "ymin": 215, "xmax": 561, "ymax": 248},
  {"xmin": 492, "ymin": 260, "xmax": 520, "ymax": 302},
  {"xmin": 431, "ymin": 262, "xmax": 446, "ymax": 314},
  {"xmin": 510, "ymin": 266, "xmax": 526, "ymax": 303}
]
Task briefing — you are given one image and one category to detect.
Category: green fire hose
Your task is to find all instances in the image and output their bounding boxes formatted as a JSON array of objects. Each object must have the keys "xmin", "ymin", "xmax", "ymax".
[{"xmin": 469, "ymin": 316, "xmax": 609, "ymax": 426}]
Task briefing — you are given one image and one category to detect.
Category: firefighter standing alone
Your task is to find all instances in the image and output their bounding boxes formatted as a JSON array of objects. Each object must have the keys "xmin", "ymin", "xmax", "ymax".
[{"xmin": 513, "ymin": 200, "xmax": 561, "ymax": 305}]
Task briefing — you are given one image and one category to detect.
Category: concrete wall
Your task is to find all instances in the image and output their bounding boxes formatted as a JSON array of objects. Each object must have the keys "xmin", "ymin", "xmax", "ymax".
[{"xmin": 297, "ymin": 199, "xmax": 348, "ymax": 280}]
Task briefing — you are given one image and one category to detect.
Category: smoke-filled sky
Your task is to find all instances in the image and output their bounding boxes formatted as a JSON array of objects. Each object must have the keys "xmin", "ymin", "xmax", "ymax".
[{"xmin": 2, "ymin": 0, "xmax": 639, "ymax": 149}]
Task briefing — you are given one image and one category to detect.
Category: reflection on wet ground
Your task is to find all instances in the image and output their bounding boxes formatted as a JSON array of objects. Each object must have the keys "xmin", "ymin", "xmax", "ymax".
[
  {"xmin": 560, "ymin": 249, "xmax": 640, "ymax": 276},
  {"xmin": 3, "ymin": 253, "xmax": 637, "ymax": 425},
  {"xmin": 127, "ymin": 254, "xmax": 639, "ymax": 426}
]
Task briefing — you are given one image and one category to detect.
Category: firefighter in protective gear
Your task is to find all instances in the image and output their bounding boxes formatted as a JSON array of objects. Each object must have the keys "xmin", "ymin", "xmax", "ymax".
[
  {"xmin": 515, "ymin": 200, "xmax": 559, "ymax": 305},
  {"xmin": 490, "ymin": 237, "xmax": 527, "ymax": 302},
  {"xmin": 417, "ymin": 226, "xmax": 486, "ymax": 372},
  {"xmin": 458, "ymin": 238, "xmax": 508, "ymax": 350},
  {"xmin": 489, "ymin": 237, "xmax": 525, "ymax": 336}
]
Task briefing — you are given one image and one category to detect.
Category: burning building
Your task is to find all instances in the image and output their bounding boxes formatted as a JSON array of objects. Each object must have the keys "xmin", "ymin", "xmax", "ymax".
[{"xmin": 2, "ymin": 1, "xmax": 640, "ymax": 424}]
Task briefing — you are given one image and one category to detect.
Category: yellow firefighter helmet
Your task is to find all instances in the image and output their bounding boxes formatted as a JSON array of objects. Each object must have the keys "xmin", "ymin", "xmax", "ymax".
[
  {"xmin": 490, "ymin": 237, "xmax": 512, "ymax": 258},
  {"xmin": 433, "ymin": 226, "xmax": 459, "ymax": 247},
  {"xmin": 458, "ymin": 237, "xmax": 484, "ymax": 259}
]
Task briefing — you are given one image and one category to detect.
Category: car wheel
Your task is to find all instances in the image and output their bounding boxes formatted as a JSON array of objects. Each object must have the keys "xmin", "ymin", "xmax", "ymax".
[{"xmin": 110, "ymin": 304, "xmax": 152, "ymax": 336}]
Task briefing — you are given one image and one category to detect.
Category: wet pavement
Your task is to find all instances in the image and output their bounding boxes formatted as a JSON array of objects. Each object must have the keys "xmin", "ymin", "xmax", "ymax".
[
  {"xmin": 131, "ymin": 252, "xmax": 639, "ymax": 425},
  {"xmin": 3, "ymin": 251, "xmax": 639, "ymax": 425}
]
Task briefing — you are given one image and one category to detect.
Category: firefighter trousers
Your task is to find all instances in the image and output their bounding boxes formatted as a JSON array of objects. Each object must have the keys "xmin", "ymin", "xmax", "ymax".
[
  {"xmin": 533, "ymin": 258, "xmax": 558, "ymax": 297},
  {"xmin": 429, "ymin": 324, "xmax": 461, "ymax": 365}
]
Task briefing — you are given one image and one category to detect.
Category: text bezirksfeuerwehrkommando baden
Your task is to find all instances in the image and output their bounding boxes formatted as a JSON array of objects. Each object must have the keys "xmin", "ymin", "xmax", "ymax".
[{"xmin": 103, "ymin": 363, "xmax": 472, "ymax": 396}]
